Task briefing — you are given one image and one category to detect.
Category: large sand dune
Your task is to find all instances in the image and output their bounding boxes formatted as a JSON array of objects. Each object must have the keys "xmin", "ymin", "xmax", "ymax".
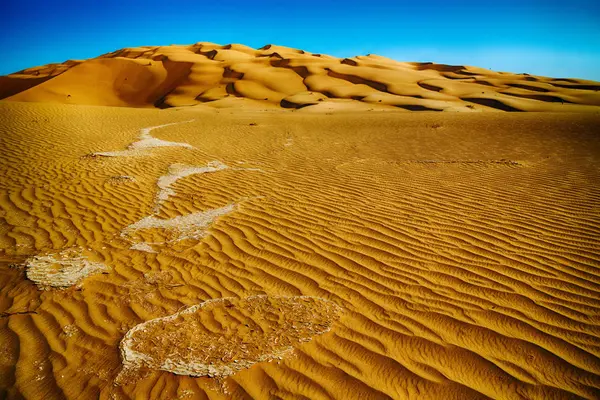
[
  {"xmin": 0, "ymin": 99, "xmax": 599, "ymax": 399},
  {"xmin": 2, "ymin": 42, "xmax": 600, "ymax": 112}
]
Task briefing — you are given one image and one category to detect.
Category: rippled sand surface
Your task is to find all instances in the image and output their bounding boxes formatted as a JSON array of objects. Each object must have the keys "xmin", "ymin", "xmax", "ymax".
[{"xmin": 1, "ymin": 101, "xmax": 599, "ymax": 399}]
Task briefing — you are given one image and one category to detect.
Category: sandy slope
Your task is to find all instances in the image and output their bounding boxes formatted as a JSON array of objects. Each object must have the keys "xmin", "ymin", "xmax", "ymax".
[
  {"xmin": 2, "ymin": 43, "xmax": 600, "ymax": 112},
  {"xmin": 0, "ymin": 101, "xmax": 599, "ymax": 399}
]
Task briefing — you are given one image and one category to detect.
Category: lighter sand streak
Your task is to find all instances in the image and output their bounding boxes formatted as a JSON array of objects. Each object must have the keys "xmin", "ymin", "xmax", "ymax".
[
  {"xmin": 94, "ymin": 120, "xmax": 195, "ymax": 157},
  {"xmin": 129, "ymin": 242, "xmax": 157, "ymax": 253},
  {"xmin": 123, "ymin": 204, "xmax": 235, "ymax": 242},
  {"xmin": 155, "ymin": 161, "xmax": 229, "ymax": 208}
]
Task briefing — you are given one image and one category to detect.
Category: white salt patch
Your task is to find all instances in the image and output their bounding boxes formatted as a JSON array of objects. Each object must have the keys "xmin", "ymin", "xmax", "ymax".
[
  {"xmin": 117, "ymin": 299, "xmax": 221, "ymax": 382},
  {"xmin": 128, "ymin": 137, "xmax": 193, "ymax": 150},
  {"xmin": 61, "ymin": 324, "xmax": 79, "ymax": 337},
  {"xmin": 129, "ymin": 242, "xmax": 157, "ymax": 253},
  {"xmin": 132, "ymin": 121, "xmax": 194, "ymax": 150},
  {"xmin": 232, "ymin": 166, "xmax": 265, "ymax": 172},
  {"xmin": 155, "ymin": 161, "xmax": 229, "ymax": 207},
  {"xmin": 123, "ymin": 204, "xmax": 235, "ymax": 242},
  {"xmin": 118, "ymin": 295, "xmax": 341, "ymax": 380},
  {"xmin": 93, "ymin": 120, "xmax": 195, "ymax": 157},
  {"xmin": 26, "ymin": 250, "xmax": 108, "ymax": 290}
]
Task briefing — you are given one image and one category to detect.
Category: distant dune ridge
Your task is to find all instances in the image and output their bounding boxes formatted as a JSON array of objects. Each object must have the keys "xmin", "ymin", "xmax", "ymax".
[{"xmin": 2, "ymin": 42, "xmax": 600, "ymax": 112}]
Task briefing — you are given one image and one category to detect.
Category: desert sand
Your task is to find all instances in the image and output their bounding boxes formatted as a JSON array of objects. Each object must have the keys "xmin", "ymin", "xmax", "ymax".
[
  {"xmin": 1, "ymin": 43, "xmax": 600, "ymax": 400},
  {"xmin": 2, "ymin": 43, "xmax": 600, "ymax": 112}
]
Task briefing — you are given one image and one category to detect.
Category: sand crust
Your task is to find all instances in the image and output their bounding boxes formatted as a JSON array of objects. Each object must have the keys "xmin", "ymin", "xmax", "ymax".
[
  {"xmin": 94, "ymin": 120, "xmax": 194, "ymax": 157},
  {"xmin": 155, "ymin": 161, "xmax": 228, "ymax": 207},
  {"xmin": 119, "ymin": 295, "xmax": 342, "ymax": 378},
  {"xmin": 123, "ymin": 204, "xmax": 235, "ymax": 242},
  {"xmin": 129, "ymin": 242, "xmax": 157, "ymax": 253},
  {"xmin": 25, "ymin": 248, "xmax": 108, "ymax": 289}
]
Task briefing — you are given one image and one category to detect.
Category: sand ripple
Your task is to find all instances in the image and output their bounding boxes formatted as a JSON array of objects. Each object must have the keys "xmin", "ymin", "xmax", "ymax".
[{"xmin": 1, "ymin": 102, "xmax": 599, "ymax": 399}]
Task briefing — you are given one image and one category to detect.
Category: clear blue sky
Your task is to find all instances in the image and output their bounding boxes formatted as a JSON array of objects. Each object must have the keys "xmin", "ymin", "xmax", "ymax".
[{"xmin": 2, "ymin": 0, "xmax": 600, "ymax": 80}]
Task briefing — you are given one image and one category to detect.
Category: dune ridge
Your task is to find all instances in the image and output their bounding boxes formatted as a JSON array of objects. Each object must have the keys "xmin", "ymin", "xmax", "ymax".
[{"xmin": 2, "ymin": 42, "xmax": 600, "ymax": 112}]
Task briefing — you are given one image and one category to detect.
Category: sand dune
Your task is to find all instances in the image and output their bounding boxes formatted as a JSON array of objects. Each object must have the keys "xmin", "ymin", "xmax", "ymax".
[
  {"xmin": 1, "ymin": 100, "xmax": 599, "ymax": 399},
  {"xmin": 2, "ymin": 43, "xmax": 600, "ymax": 112}
]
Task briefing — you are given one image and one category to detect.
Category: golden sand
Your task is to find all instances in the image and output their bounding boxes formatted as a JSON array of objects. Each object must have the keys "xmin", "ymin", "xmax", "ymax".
[
  {"xmin": 1, "ymin": 44, "xmax": 600, "ymax": 400},
  {"xmin": 2, "ymin": 43, "xmax": 600, "ymax": 112}
]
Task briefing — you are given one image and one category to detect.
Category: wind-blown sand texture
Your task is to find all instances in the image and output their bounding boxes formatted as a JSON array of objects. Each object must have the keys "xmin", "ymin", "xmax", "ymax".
[
  {"xmin": 2, "ymin": 42, "xmax": 600, "ymax": 112},
  {"xmin": 1, "ymin": 51, "xmax": 600, "ymax": 399}
]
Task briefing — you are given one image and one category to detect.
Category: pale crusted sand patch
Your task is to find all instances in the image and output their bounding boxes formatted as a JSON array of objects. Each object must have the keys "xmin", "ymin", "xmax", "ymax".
[
  {"xmin": 117, "ymin": 295, "xmax": 342, "ymax": 380},
  {"xmin": 128, "ymin": 136, "xmax": 193, "ymax": 151},
  {"xmin": 155, "ymin": 161, "xmax": 264, "ymax": 208},
  {"xmin": 61, "ymin": 325, "xmax": 79, "ymax": 338},
  {"xmin": 25, "ymin": 249, "xmax": 108, "ymax": 290},
  {"xmin": 129, "ymin": 242, "xmax": 157, "ymax": 253},
  {"xmin": 123, "ymin": 204, "xmax": 235, "ymax": 242},
  {"xmin": 155, "ymin": 161, "xmax": 228, "ymax": 207},
  {"xmin": 232, "ymin": 166, "xmax": 265, "ymax": 172},
  {"xmin": 131, "ymin": 121, "xmax": 195, "ymax": 150},
  {"xmin": 92, "ymin": 149, "xmax": 144, "ymax": 157},
  {"xmin": 93, "ymin": 120, "xmax": 194, "ymax": 157}
]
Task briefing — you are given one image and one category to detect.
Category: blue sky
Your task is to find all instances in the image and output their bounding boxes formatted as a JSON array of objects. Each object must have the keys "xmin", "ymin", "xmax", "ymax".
[{"xmin": 2, "ymin": 0, "xmax": 600, "ymax": 80}]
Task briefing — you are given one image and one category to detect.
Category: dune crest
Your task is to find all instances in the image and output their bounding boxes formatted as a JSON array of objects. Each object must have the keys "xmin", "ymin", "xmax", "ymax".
[{"xmin": 2, "ymin": 43, "xmax": 599, "ymax": 112}]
